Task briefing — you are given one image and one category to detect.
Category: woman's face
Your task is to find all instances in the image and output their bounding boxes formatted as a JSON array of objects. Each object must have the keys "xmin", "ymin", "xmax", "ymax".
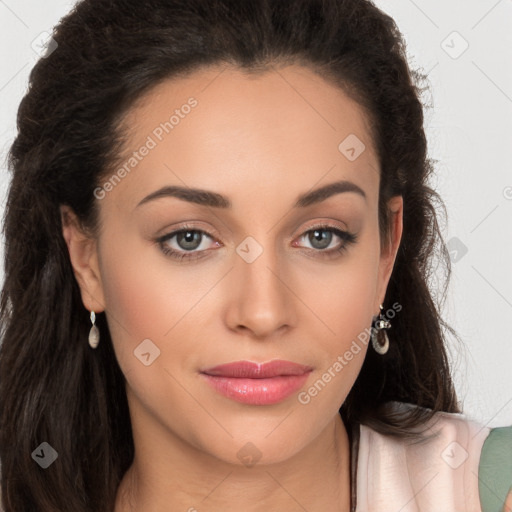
[{"xmin": 63, "ymin": 63, "xmax": 402, "ymax": 466}]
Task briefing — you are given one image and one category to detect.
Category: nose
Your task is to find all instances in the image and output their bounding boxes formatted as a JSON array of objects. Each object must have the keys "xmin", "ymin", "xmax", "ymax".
[{"xmin": 223, "ymin": 242, "xmax": 297, "ymax": 340}]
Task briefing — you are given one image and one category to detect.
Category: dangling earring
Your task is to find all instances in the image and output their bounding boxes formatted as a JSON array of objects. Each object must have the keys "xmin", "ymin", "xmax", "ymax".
[
  {"xmin": 88, "ymin": 310, "xmax": 100, "ymax": 349},
  {"xmin": 371, "ymin": 304, "xmax": 391, "ymax": 355}
]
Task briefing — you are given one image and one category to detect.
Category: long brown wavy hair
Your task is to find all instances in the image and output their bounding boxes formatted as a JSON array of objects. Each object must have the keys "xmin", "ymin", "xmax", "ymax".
[{"xmin": 0, "ymin": 0, "xmax": 460, "ymax": 510}]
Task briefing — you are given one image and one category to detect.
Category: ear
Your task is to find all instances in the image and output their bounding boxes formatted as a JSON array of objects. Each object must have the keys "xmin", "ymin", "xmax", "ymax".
[
  {"xmin": 374, "ymin": 195, "xmax": 403, "ymax": 314},
  {"xmin": 60, "ymin": 204, "xmax": 106, "ymax": 313}
]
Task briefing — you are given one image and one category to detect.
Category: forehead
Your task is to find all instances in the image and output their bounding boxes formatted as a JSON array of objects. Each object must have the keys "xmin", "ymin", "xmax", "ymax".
[{"xmin": 104, "ymin": 63, "xmax": 380, "ymax": 212}]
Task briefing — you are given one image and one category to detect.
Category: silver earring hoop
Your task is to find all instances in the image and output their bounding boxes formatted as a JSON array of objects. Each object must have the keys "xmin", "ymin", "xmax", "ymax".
[
  {"xmin": 371, "ymin": 304, "xmax": 391, "ymax": 355},
  {"xmin": 88, "ymin": 310, "xmax": 100, "ymax": 349}
]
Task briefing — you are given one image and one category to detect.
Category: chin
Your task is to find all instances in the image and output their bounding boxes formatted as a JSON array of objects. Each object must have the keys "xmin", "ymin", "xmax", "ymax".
[{"xmin": 188, "ymin": 421, "xmax": 315, "ymax": 468}]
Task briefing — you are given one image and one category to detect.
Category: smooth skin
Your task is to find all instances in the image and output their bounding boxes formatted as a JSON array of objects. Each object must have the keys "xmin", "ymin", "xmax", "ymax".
[{"xmin": 61, "ymin": 64, "xmax": 403, "ymax": 512}]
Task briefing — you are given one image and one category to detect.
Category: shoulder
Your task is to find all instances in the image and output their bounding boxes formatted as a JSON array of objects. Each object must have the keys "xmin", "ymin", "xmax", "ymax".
[{"xmin": 354, "ymin": 401, "xmax": 496, "ymax": 512}]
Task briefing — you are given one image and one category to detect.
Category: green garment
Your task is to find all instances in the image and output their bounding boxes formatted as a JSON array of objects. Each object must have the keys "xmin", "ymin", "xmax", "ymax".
[{"xmin": 479, "ymin": 426, "xmax": 512, "ymax": 512}]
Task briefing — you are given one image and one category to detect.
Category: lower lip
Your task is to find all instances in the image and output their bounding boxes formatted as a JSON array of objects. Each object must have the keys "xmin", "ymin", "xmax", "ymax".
[{"xmin": 200, "ymin": 373, "xmax": 311, "ymax": 405}]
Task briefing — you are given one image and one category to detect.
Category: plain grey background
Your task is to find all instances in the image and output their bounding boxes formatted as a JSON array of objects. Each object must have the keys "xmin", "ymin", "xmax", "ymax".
[{"xmin": 0, "ymin": 0, "xmax": 511, "ymax": 428}]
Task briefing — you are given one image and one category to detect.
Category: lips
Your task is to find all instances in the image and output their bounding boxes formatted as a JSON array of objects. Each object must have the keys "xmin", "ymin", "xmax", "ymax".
[
  {"xmin": 200, "ymin": 360, "xmax": 312, "ymax": 405},
  {"xmin": 201, "ymin": 360, "xmax": 312, "ymax": 378}
]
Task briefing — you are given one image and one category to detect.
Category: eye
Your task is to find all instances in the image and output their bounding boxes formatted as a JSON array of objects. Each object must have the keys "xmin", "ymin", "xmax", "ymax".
[
  {"xmin": 293, "ymin": 225, "xmax": 357, "ymax": 257},
  {"xmin": 156, "ymin": 225, "xmax": 220, "ymax": 262}
]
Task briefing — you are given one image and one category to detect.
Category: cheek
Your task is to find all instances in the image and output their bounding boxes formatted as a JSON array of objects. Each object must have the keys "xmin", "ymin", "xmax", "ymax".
[
  {"xmin": 293, "ymin": 267, "xmax": 377, "ymax": 414},
  {"xmin": 97, "ymin": 231, "xmax": 221, "ymax": 369},
  {"xmin": 304, "ymin": 271, "xmax": 374, "ymax": 371},
  {"xmin": 305, "ymin": 239, "xmax": 379, "ymax": 339}
]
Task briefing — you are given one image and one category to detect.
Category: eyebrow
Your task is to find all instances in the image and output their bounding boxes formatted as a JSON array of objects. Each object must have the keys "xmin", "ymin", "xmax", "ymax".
[{"xmin": 135, "ymin": 179, "xmax": 366, "ymax": 210}]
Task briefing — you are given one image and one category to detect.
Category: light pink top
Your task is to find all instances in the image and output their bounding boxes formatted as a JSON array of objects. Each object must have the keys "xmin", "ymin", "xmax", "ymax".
[{"xmin": 354, "ymin": 403, "xmax": 491, "ymax": 511}]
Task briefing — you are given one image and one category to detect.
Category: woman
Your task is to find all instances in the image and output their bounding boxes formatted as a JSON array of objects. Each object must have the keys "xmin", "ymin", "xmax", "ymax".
[{"xmin": 0, "ymin": 0, "xmax": 510, "ymax": 510}]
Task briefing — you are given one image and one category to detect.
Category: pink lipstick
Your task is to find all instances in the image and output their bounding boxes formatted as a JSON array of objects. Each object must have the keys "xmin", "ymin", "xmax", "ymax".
[{"xmin": 200, "ymin": 360, "xmax": 312, "ymax": 405}]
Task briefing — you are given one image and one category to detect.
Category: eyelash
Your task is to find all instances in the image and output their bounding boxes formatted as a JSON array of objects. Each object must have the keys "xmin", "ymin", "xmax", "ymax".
[{"xmin": 156, "ymin": 223, "xmax": 358, "ymax": 262}]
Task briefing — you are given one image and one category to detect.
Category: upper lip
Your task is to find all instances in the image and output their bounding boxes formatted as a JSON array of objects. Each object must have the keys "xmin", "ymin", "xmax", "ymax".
[{"xmin": 201, "ymin": 360, "xmax": 313, "ymax": 378}]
